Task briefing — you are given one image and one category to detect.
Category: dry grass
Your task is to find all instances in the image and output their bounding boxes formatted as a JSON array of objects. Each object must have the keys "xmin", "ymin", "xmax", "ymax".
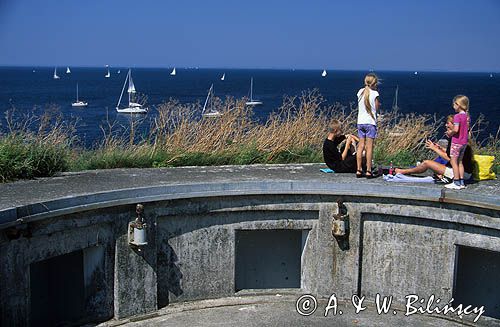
[{"xmin": 1, "ymin": 91, "xmax": 498, "ymax": 180}]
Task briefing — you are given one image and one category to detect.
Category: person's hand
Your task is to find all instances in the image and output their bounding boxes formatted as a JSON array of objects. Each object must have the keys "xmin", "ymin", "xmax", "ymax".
[{"xmin": 425, "ymin": 140, "xmax": 436, "ymax": 150}]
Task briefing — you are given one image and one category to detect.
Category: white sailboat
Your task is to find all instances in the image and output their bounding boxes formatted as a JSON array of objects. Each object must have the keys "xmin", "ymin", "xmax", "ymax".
[
  {"xmin": 414, "ymin": 71, "xmax": 418, "ymax": 75},
  {"xmin": 322, "ymin": 69, "xmax": 327, "ymax": 77},
  {"xmin": 53, "ymin": 67, "xmax": 60, "ymax": 79},
  {"xmin": 490, "ymin": 73, "xmax": 493, "ymax": 78},
  {"xmin": 392, "ymin": 85, "xmax": 399, "ymax": 111},
  {"xmin": 170, "ymin": 68, "xmax": 176, "ymax": 76},
  {"xmin": 117, "ymin": 70, "xmax": 121, "ymax": 74},
  {"xmin": 201, "ymin": 84, "xmax": 222, "ymax": 117},
  {"xmin": 245, "ymin": 77, "xmax": 263, "ymax": 106},
  {"xmin": 72, "ymin": 83, "xmax": 88, "ymax": 107},
  {"xmin": 220, "ymin": 73, "xmax": 225, "ymax": 81},
  {"xmin": 105, "ymin": 65, "xmax": 111, "ymax": 78},
  {"xmin": 66, "ymin": 67, "xmax": 71, "ymax": 74},
  {"xmin": 116, "ymin": 69, "xmax": 148, "ymax": 114}
]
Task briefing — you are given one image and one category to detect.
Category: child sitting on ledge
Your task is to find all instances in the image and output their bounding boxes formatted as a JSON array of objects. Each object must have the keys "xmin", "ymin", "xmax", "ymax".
[{"xmin": 323, "ymin": 120, "xmax": 366, "ymax": 173}]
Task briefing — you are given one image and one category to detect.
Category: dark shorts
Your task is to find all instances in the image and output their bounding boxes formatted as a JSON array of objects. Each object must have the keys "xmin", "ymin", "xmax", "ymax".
[{"xmin": 357, "ymin": 124, "xmax": 377, "ymax": 139}]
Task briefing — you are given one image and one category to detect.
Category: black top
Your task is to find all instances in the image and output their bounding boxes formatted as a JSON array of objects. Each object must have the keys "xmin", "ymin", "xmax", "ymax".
[{"xmin": 322, "ymin": 135, "xmax": 346, "ymax": 171}]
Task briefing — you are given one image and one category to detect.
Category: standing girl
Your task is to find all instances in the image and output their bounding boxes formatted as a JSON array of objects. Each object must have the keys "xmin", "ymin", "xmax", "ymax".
[
  {"xmin": 445, "ymin": 95, "xmax": 470, "ymax": 190},
  {"xmin": 356, "ymin": 73, "xmax": 380, "ymax": 178}
]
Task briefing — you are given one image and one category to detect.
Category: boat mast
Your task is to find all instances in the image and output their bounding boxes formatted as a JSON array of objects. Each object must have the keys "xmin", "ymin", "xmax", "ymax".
[
  {"xmin": 250, "ymin": 78, "xmax": 253, "ymax": 101},
  {"xmin": 202, "ymin": 84, "xmax": 213, "ymax": 115},
  {"xmin": 392, "ymin": 85, "xmax": 399, "ymax": 110},
  {"xmin": 76, "ymin": 83, "xmax": 79, "ymax": 101}
]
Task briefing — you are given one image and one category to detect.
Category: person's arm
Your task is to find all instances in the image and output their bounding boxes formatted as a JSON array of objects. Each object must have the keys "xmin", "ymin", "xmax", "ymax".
[
  {"xmin": 341, "ymin": 136, "xmax": 353, "ymax": 160},
  {"xmin": 375, "ymin": 97, "xmax": 381, "ymax": 110},
  {"xmin": 426, "ymin": 140, "xmax": 450, "ymax": 161},
  {"xmin": 348, "ymin": 134, "xmax": 360, "ymax": 142},
  {"xmin": 448, "ymin": 115, "xmax": 460, "ymax": 136}
]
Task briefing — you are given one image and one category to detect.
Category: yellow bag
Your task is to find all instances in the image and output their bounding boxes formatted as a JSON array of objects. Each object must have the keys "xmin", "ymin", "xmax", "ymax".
[{"xmin": 473, "ymin": 155, "xmax": 496, "ymax": 180}]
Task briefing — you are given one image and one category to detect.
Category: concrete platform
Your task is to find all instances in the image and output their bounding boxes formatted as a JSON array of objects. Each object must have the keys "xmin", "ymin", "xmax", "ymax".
[
  {"xmin": 96, "ymin": 294, "xmax": 479, "ymax": 327},
  {"xmin": 1, "ymin": 164, "xmax": 499, "ymax": 228}
]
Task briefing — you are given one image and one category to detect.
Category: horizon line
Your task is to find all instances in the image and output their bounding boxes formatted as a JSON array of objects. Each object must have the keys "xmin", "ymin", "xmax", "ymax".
[{"xmin": 0, "ymin": 65, "xmax": 498, "ymax": 74}]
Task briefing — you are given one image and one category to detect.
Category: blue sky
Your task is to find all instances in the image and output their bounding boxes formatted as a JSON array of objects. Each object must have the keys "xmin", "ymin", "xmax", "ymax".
[{"xmin": 1, "ymin": 0, "xmax": 499, "ymax": 71}]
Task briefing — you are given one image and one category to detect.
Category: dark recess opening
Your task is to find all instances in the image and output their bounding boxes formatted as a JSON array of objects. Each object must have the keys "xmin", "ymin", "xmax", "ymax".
[
  {"xmin": 235, "ymin": 229, "xmax": 304, "ymax": 291},
  {"xmin": 454, "ymin": 246, "xmax": 500, "ymax": 319},
  {"xmin": 30, "ymin": 250, "xmax": 85, "ymax": 326}
]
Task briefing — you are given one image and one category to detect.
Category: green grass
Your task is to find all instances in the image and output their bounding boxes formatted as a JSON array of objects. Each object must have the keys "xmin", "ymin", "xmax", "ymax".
[{"xmin": 0, "ymin": 136, "xmax": 70, "ymax": 182}]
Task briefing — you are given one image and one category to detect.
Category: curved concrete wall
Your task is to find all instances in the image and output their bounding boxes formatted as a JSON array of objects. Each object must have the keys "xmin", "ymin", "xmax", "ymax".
[{"xmin": 0, "ymin": 165, "xmax": 499, "ymax": 326}]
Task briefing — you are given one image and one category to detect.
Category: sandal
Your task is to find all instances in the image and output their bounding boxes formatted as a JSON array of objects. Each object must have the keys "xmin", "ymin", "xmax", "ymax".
[
  {"xmin": 366, "ymin": 171, "xmax": 375, "ymax": 179},
  {"xmin": 356, "ymin": 170, "xmax": 364, "ymax": 178}
]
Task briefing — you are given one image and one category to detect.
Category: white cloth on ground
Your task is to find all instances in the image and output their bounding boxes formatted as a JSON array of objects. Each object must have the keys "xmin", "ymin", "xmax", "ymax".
[{"xmin": 383, "ymin": 173, "xmax": 435, "ymax": 183}]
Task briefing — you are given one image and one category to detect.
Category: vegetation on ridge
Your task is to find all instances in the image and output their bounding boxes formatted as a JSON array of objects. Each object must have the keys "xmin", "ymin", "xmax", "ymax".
[{"xmin": 0, "ymin": 90, "xmax": 498, "ymax": 182}]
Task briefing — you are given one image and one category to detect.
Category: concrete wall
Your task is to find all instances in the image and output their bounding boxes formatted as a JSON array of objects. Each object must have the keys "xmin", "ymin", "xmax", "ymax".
[{"xmin": 1, "ymin": 192, "xmax": 499, "ymax": 326}]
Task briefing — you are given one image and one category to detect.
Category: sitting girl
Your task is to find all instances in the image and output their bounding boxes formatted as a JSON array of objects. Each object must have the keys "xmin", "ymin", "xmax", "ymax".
[{"xmin": 322, "ymin": 120, "xmax": 365, "ymax": 173}]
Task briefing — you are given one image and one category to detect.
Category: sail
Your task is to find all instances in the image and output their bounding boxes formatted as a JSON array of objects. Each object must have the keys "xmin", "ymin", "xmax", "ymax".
[
  {"xmin": 221, "ymin": 73, "xmax": 225, "ymax": 81},
  {"xmin": 170, "ymin": 68, "xmax": 176, "ymax": 76},
  {"xmin": 322, "ymin": 70, "xmax": 327, "ymax": 77},
  {"xmin": 128, "ymin": 72, "xmax": 136, "ymax": 93},
  {"xmin": 66, "ymin": 67, "xmax": 71, "ymax": 74},
  {"xmin": 53, "ymin": 67, "xmax": 59, "ymax": 79}
]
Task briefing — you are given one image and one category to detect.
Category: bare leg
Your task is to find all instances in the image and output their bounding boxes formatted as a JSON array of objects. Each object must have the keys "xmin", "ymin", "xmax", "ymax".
[
  {"xmin": 458, "ymin": 160, "xmax": 465, "ymax": 180},
  {"xmin": 365, "ymin": 138, "xmax": 374, "ymax": 172},
  {"xmin": 356, "ymin": 138, "xmax": 365, "ymax": 172},
  {"xmin": 395, "ymin": 160, "xmax": 446, "ymax": 175},
  {"xmin": 450, "ymin": 156, "xmax": 459, "ymax": 181}
]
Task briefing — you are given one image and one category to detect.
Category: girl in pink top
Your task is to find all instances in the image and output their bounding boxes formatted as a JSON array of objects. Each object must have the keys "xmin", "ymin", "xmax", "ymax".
[{"xmin": 445, "ymin": 95, "xmax": 470, "ymax": 190}]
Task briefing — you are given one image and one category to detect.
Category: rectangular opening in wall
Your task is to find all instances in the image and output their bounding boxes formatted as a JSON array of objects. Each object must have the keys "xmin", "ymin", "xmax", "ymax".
[
  {"xmin": 30, "ymin": 249, "xmax": 85, "ymax": 326},
  {"xmin": 235, "ymin": 229, "xmax": 305, "ymax": 291},
  {"xmin": 453, "ymin": 245, "xmax": 500, "ymax": 319}
]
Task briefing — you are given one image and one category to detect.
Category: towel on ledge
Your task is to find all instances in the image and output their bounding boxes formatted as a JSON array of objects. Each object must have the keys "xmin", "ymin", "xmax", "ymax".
[{"xmin": 383, "ymin": 173, "xmax": 435, "ymax": 183}]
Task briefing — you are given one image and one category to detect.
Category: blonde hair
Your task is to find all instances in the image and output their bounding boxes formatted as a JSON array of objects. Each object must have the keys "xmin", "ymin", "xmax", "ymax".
[
  {"xmin": 329, "ymin": 119, "xmax": 342, "ymax": 136},
  {"xmin": 360, "ymin": 73, "xmax": 378, "ymax": 120},
  {"xmin": 453, "ymin": 95, "xmax": 469, "ymax": 112}
]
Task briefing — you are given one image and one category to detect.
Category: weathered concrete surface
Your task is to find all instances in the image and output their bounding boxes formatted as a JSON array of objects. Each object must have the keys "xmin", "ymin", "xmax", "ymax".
[
  {"xmin": 0, "ymin": 164, "xmax": 498, "ymax": 227},
  {"xmin": 0, "ymin": 164, "xmax": 498, "ymax": 326},
  {"xmin": 97, "ymin": 294, "xmax": 489, "ymax": 327}
]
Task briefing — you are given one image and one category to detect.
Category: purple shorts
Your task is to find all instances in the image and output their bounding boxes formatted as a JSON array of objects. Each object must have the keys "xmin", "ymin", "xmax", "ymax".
[{"xmin": 357, "ymin": 124, "xmax": 377, "ymax": 139}]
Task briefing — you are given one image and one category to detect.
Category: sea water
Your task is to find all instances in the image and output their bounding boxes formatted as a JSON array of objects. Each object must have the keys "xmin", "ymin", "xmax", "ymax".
[{"xmin": 0, "ymin": 67, "xmax": 498, "ymax": 147}]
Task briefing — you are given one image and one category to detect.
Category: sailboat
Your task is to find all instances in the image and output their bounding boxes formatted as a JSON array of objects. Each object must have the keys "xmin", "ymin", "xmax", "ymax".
[
  {"xmin": 490, "ymin": 73, "xmax": 493, "ymax": 78},
  {"xmin": 201, "ymin": 84, "xmax": 222, "ymax": 117},
  {"xmin": 71, "ymin": 83, "xmax": 88, "ymax": 107},
  {"xmin": 116, "ymin": 69, "xmax": 148, "ymax": 114},
  {"xmin": 53, "ymin": 67, "xmax": 60, "ymax": 79},
  {"xmin": 105, "ymin": 65, "xmax": 111, "ymax": 78},
  {"xmin": 322, "ymin": 69, "xmax": 327, "ymax": 77},
  {"xmin": 414, "ymin": 71, "xmax": 418, "ymax": 75},
  {"xmin": 392, "ymin": 85, "xmax": 399, "ymax": 111},
  {"xmin": 245, "ymin": 78, "xmax": 263, "ymax": 106},
  {"xmin": 170, "ymin": 68, "xmax": 176, "ymax": 76},
  {"xmin": 66, "ymin": 67, "xmax": 71, "ymax": 74},
  {"xmin": 117, "ymin": 70, "xmax": 121, "ymax": 74},
  {"xmin": 220, "ymin": 73, "xmax": 225, "ymax": 81}
]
